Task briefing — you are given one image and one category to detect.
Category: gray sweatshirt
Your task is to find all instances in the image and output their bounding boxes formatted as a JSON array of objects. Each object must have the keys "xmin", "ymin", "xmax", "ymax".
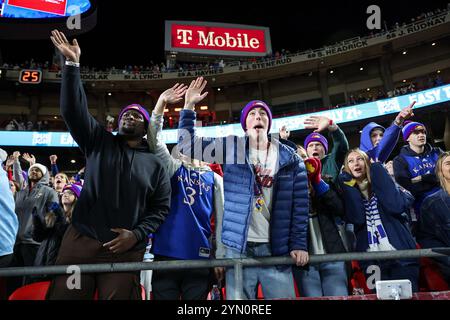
[{"xmin": 14, "ymin": 169, "xmax": 59, "ymax": 245}]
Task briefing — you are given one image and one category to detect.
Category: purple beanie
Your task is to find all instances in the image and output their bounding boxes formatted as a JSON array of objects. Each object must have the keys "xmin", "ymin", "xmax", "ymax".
[
  {"xmin": 118, "ymin": 104, "xmax": 150, "ymax": 126},
  {"xmin": 304, "ymin": 132, "xmax": 329, "ymax": 153},
  {"xmin": 62, "ymin": 183, "xmax": 82, "ymax": 198},
  {"xmin": 402, "ymin": 121, "xmax": 426, "ymax": 141},
  {"xmin": 240, "ymin": 100, "xmax": 273, "ymax": 132}
]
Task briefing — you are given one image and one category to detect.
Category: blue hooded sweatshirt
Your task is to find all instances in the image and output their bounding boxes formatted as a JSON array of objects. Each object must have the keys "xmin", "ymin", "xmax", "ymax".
[
  {"xmin": 0, "ymin": 165, "xmax": 18, "ymax": 257},
  {"xmin": 359, "ymin": 122, "xmax": 401, "ymax": 163}
]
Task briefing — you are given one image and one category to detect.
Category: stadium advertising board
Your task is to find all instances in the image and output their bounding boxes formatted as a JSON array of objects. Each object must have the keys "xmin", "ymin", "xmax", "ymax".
[
  {"xmin": 5, "ymin": 0, "xmax": 67, "ymax": 16},
  {"xmin": 165, "ymin": 21, "xmax": 272, "ymax": 57}
]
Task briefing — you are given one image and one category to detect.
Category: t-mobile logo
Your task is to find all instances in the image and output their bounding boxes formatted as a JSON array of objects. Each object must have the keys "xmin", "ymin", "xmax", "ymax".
[{"xmin": 177, "ymin": 29, "xmax": 193, "ymax": 45}]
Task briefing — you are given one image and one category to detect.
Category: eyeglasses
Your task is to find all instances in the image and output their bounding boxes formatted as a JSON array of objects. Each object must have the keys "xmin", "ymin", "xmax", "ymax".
[{"xmin": 122, "ymin": 111, "xmax": 144, "ymax": 122}]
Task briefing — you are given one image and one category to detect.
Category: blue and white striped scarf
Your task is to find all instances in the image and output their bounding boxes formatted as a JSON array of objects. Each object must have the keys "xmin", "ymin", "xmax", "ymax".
[{"xmin": 364, "ymin": 195, "xmax": 396, "ymax": 252}]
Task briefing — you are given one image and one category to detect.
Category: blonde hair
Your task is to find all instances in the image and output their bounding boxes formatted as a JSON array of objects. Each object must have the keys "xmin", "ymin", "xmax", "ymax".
[
  {"xmin": 55, "ymin": 172, "xmax": 70, "ymax": 184},
  {"xmin": 436, "ymin": 151, "xmax": 450, "ymax": 194},
  {"xmin": 64, "ymin": 197, "xmax": 77, "ymax": 223},
  {"xmin": 343, "ymin": 148, "xmax": 371, "ymax": 184}
]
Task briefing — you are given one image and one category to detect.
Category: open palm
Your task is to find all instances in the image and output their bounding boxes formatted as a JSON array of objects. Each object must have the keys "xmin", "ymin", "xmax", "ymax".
[
  {"xmin": 160, "ymin": 83, "xmax": 188, "ymax": 104},
  {"xmin": 304, "ymin": 116, "xmax": 330, "ymax": 133},
  {"xmin": 50, "ymin": 30, "xmax": 81, "ymax": 63},
  {"xmin": 185, "ymin": 77, "xmax": 208, "ymax": 109}
]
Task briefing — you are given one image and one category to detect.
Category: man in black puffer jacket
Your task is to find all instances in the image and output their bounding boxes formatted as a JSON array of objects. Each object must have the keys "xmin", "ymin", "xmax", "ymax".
[{"xmin": 47, "ymin": 30, "xmax": 171, "ymax": 300}]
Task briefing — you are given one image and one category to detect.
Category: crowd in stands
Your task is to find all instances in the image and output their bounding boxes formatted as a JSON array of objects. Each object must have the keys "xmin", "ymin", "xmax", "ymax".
[
  {"xmin": 342, "ymin": 73, "xmax": 446, "ymax": 107},
  {"xmin": 2, "ymin": 5, "xmax": 448, "ymax": 77},
  {"xmin": 1, "ymin": 6, "xmax": 450, "ymax": 300},
  {"xmin": 1, "ymin": 71, "xmax": 447, "ymax": 132},
  {"xmin": 3, "ymin": 118, "xmax": 51, "ymax": 131},
  {"xmin": 1, "ymin": 72, "xmax": 449, "ymax": 300}
]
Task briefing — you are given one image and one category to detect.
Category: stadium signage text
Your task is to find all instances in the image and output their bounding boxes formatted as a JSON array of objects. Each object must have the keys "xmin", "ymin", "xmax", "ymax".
[
  {"xmin": 399, "ymin": 15, "xmax": 447, "ymax": 36},
  {"xmin": 307, "ymin": 40, "xmax": 369, "ymax": 59},
  {"xmin": 165, "ymin": 21, "xmax": 271, "ymax": 56},
  {"xmin": 124, "ymin": 73, "xmax": 163, "ymax": 80},
  {"xmin": 176, "ymin": 29, "xmax": 261, "ymax": 50},
  {"xmin": 56, "ymin": 73, "xmax": 110, "ymax": 81},
  {"xmin": 239, "ymin": 57, "xmax": 292, "ymax": 71},
  {"xmin": 177, "ymin": 68, "xmax": 224, "ymax": 78}
]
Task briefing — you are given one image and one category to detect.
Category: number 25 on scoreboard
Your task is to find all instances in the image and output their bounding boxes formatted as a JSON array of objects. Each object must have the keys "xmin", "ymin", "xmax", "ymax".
[{"xmin": 19, "ymin": 70, "xmax": 42, "ymax": 84}]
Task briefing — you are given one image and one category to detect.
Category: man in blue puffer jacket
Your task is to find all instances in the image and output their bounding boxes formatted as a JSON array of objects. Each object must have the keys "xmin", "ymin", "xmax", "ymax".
[{"xmin": 177, "ymin": 77, "xmax": 309, "ymax": 300}]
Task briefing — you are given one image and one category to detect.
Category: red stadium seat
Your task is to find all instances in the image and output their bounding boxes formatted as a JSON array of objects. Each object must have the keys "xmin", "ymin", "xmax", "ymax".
[
  {"xmin": 415, "ymin": 244, "xmax": 449, "ymax": 292},
  {"xmin": 9, "ymin": 281, "xmax": 146, "ymax": 300},
  {"xmin": 419, "ymin": 257, "xmax": 449, "ymax": 292},
  {"xmin": 8, "ymin": 281, "xmax": 50, "ymax": 300},
  {"xmin": 349, "ymin": 261, "xmax": 371, "ymax": 294},
  {"xmin": 257, "ymin": 283, "xmax": 264, "ymax": 299}
]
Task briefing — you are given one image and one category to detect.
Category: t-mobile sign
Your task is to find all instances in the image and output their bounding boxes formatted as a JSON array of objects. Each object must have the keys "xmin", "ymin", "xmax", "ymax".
[
  {"xmin": 165, "ymin": 21, "xmax": 272, "ymax": 57},
  {"xmin": 6, "ymin": 0, "xmax": 67, "ymax": 16}
]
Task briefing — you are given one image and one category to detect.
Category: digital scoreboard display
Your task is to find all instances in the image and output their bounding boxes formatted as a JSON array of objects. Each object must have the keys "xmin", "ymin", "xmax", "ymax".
[
  {"xmin": 0, "ymin": 0, "xmax": 90, "ymax": 18},
  {"xmin": 19, "ymin": 70, "xmax": 42, "ymax": 84}
]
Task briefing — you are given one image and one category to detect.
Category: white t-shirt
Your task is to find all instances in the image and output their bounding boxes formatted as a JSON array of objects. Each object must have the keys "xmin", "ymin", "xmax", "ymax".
[{"xmin": 247, "ymin": 143, "xmax": 278, "ymax": 242}]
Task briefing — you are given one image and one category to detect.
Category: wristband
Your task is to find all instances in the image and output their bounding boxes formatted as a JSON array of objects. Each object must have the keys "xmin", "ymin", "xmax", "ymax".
[{"xmin": 65, "ymin": 60, "xmax": 80, "ymax": 67}]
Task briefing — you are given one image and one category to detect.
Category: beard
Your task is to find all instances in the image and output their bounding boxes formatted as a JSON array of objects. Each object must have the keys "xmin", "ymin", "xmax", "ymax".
[
  {"xmin": 29, "ymin": 176, "xmax": 42, "ymax": 183},
  {"xmin": 119, "ymin": 123, "xmax": 144, "ymax": 138},
  {"xmin": 120, "ymin": 125, "xmax": 136, "ymax": 135}
]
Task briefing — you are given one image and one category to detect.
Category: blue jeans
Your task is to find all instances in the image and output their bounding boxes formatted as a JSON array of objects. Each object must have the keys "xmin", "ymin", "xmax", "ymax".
[
  {"xmin": 225, "ymin": 243, "xmax": 296, "ymax": 300},
  {"xmin": 293, "ymin": 261, "xmax": 349, "ymax": 297}
]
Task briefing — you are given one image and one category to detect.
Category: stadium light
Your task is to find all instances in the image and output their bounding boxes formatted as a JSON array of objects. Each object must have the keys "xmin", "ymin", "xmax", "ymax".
[
  {"xmin": 70, "ymin": 160, "xmax": 76, "ymax": 164},
  {"xmin": 108, "ymin": 92, "xmax": 112, "ymax": 96},
  {"xmin": 437, "ymin": 70, "xmax": 441, "ymax": 74},
  {"xmin": 200, "ymin": 106, "xmax": 208, "ymax": 110},
  {"xmin": 403, "ymin": 79, "xmax": 407, "ymax": 83},
  {"xmin": 432, "ymin": 42, "xmax": 436, "ymax": 46},
  {"xmin": 217, "ymin": 88, "xmax": 221, "ymax": 91},
  {"xmin": 402, "ymin": 50, "xmax": 407, "ymax": 55},
  {"xmin": 367, "ymin": 88, "xmax": 370, "ymax": 91},
  {"xmin": 174, "ymin": 108, "xmax": 182, "ymax": 112},
  {"xmin": 360, "ymin": 67, "xmax": 364, "ymax": 71},
  {"xmin": 329, "ymin": 70, "xmax": 334, "ymax": 74},
  {"xmin": 163, "ymin": 108, "xmax": 169, "ymax": 113}
]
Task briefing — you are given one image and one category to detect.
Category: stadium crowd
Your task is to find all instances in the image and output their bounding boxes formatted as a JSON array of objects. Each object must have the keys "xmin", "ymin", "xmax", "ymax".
[
  {"xmin": 0, "ymin": 28, "xmax": 449, "ymax": 300},
  {"xmin": 2, "ymin": 5, "xmax": 448, "ymax": 77}
]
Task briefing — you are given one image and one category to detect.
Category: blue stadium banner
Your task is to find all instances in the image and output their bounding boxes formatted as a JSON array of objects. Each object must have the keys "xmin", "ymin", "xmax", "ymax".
[{"xmin": 1, "ymin": 84, "xmax": 449, "ymax": 147}]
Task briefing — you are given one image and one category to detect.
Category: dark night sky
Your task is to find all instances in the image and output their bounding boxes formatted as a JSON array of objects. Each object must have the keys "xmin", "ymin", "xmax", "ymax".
[{"xmin": 1, "ymin": 0, "xmax": 449, "ymax": 67}]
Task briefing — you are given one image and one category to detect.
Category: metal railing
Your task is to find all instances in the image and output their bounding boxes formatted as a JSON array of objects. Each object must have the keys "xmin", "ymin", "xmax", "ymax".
[{"xmin": 1, "ymin": 248, "xmax": 449, "ymax": 299}]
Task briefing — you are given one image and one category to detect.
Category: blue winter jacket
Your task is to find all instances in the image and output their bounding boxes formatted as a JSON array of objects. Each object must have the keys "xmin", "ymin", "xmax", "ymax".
[
  {"xmin": 0, "ymin": 165, "xmax": 18, "ymax": 257},
  {"xmin": 359, "ymin": 122, "xmax": 401, "ymax": 163},
  {"xmin": 178, "ymin": 109, "xmax": 309, "ymax": 255},
  {"xmin": 417, "ymin": 189, "xmax": 450, "ymax": 249},
  {"xmin": 393, "ymin": 144, "xmax": 442, "ymax": 215},
  {"xmin": 339, "ymin": 163, "xmax": 417, "ymax": 257}
]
